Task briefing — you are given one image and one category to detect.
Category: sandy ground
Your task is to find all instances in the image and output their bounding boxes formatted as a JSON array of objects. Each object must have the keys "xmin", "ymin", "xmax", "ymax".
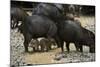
[{"xmin": 10, "ymin": 15, "xmax": 95, "ymax": 66}]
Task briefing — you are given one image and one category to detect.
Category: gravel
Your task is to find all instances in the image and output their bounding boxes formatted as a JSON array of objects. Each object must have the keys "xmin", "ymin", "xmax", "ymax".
[
  {"xmin": 54, "ymin": 52, "xmax": 95, "ymax": 63},
  {"xmin": 10, "ymin": 28, "xmax": 27, "ymax": 66}
]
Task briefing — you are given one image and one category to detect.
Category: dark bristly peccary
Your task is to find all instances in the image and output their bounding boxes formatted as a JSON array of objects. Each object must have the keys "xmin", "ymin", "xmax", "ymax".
[
  {"xmin": 29, "ymin": 37, "xmax": 57, "ymax": 52},
  {"xmin": 76, "ymin": 28, "xmax": 95, "ymax": 53},
  {"xmin": 39, "ymin": 38, "xmax": 57, "ymax": 52},
  {"xmin": 11, "ymin": 7, "xmax": 28, "ymax": 29},
  {"xmin": 19, "ymin": 15, "xmax": 57, "ymax": 52},
  {"xmin": 32, "ymin": 3, "xmax": 64, "ymax": 21},
  {"xmin": 63, "ymin": 4, "xmax": 81, "ymax": 17},
  {"xmin": 57, "ymin": 20, "xmax": 83, "ymax": 52},
  {"xmin": 39, "ymin": 38, "xmax": 51, "ymax": 52},
  {"xmin": 32, "ymin": 3, "xmax": 79, "ymax": 25},
  {"xmin": 57, "ymin": 20, "xmax": 95, "ymax": 53},
  {"xmin": 29, "ymin": 39, "xmax": 40, "ymax": 51}
]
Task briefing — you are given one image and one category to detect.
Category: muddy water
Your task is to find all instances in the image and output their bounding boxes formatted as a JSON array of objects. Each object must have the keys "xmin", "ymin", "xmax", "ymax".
[{"xmin": 10, "ymin": 15, "xmax": 95, "ymax": 66}]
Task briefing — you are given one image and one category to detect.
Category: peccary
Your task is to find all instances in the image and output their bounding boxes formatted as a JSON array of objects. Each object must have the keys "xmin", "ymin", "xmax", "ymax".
[
  {"xmin": 32, "ymin": 3, "xmax": 64, "ymax": 21},
  {"xmin": 39, "ymin": 38, "xmax": 51, "ymax": 52},
  {"xmin": 29, "ymin": 39, "xmax": 40, "ymax": 51},
  {"xmin": 63, "ymin": 4, "xmax": 81, "ymax": 17},
  {"xmin": 19, "ymin": 15, "xmax": 57, "ymax": 52},
  {"xmin": 75, "ymin": 28, "xmax": 95, "ymax": 53},
  {"xmin": 39, "ymin": 38, "xmax": 57, "ymax": 52},
  {"xmin": 56, "ymin": 20, "xmax": 95, "ymax": 53},
  {"xmin": 11, "ymin": 7, "xmax": 28, "ymax": 29}
]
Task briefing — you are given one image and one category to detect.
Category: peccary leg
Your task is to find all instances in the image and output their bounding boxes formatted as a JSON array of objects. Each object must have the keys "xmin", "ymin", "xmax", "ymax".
[
  {"xmin": 13, "ymin": 19, "xmax": 18, "ymax": 28},
  {"xmin": 54, "ymin": 35, "xmax": 61, "ymax": 48},
  {"xmin": 36, "ymin": 43, "xmax": 39, "ymax": 51},
  {"xmin": 66, "ymin": 42, "xmax": 70, "ymax": 52},
  {"xmin": 74, "ymin": 42, "xmax": 83, "ymax": 52},
  {"xmin": 33, "ymin": 47, "xmax": 35, "ymax": 52},
  {"xmin": 75, "ymin": 45, "xmax": 80, "ymax": 52},
  {"xmin": 15, "ymin": 21, "xmax": 19, "ymax": 28},
  {"xmin": 54, "ymin": 36, "xmax": 64, "ymax": 52},
  {"xmin": 24, "ymin": 33, "xmax": 32, "ymax": 52},
  {"xmin": 11, "ymin": 18, "xmax": 17, "ymax": 29},
  {"xmin": 24, "ymin": 41, "xmax": 29, "ymax": 52},
  {"xmin": 55, "ymin": 39, "xmax": 61, "ymax": 48},
  {"xmin": 74, "ymin": 42, "xmax": 80, "ymax": 52},
  {"xmin": 46, "ymin": 42, "xmax": 51, "ymax": 51},
  {"xmin": 79, "ymin": 45, "xmax": 83, "ymax": 52},
  {"xmin": 34, "ymin": 39, "xmax": 39, "ymax": 52},
  {"xmin": 90, "ymin": 45, "xmax": 95, "ymax": 53},
  {"xmin": 60, "ymin": 41, "xmax": 64, "ymax": 52},
  {"xmin": 48, "ymin": 44, "xmax": 51, "ymax": 50},
  {"xmin": 40, "ymin": 42, "xmax": 45, "ymax": 52}
]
